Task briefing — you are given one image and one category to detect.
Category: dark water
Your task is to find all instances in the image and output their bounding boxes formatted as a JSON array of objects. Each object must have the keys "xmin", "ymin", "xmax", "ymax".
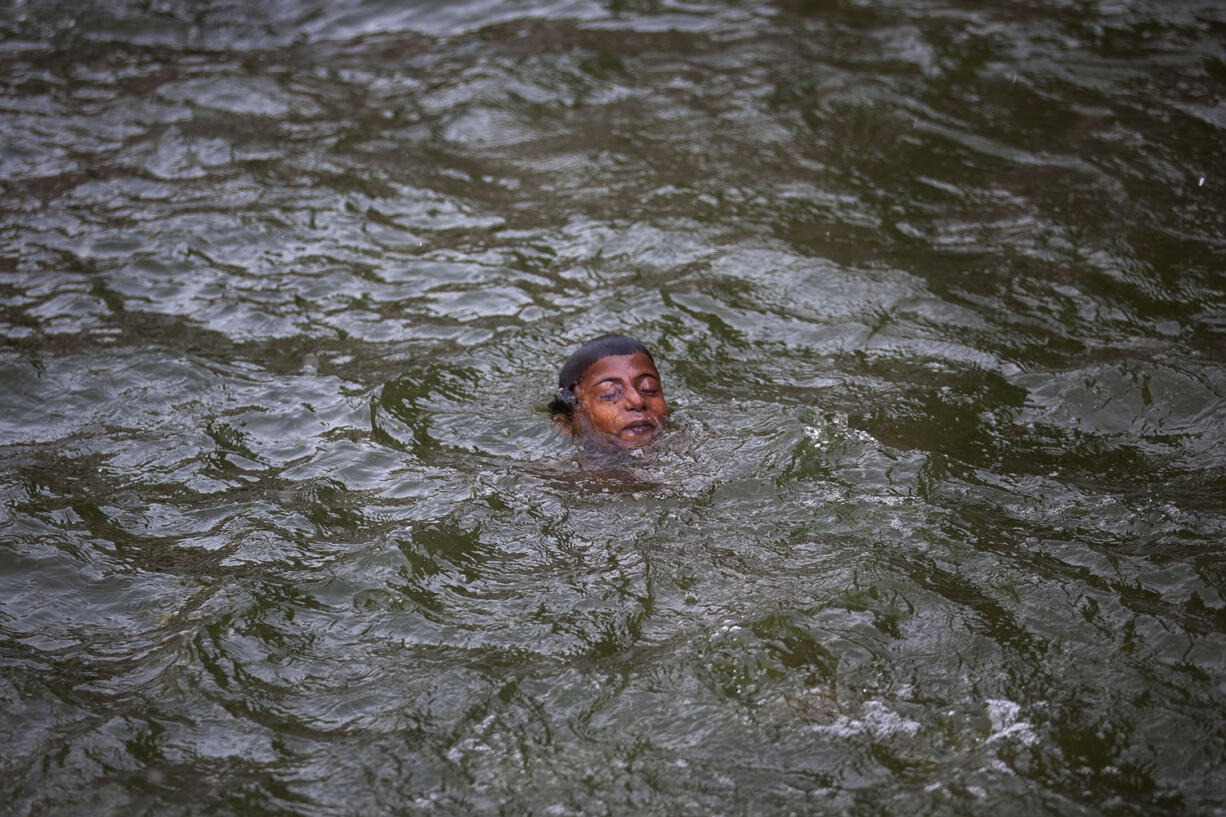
[{"xmin": 2, "ymin": 0, "xmax": 1225, "ymax": 814}]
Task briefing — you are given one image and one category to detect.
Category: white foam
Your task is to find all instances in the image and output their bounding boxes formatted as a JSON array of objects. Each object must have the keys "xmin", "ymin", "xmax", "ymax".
[
  {"xmin": 813, "ymin": 700, "xmax": 921, "ymax": 739},
  {"xmin": 985, "ymin": 698, "xmax": 1038, "ymax": 746}
]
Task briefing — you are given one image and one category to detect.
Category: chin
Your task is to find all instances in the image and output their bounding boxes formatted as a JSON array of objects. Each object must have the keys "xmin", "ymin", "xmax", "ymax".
[{"xmin": 573, "ymin": 428, "xmax": 657, "ymax": 452}]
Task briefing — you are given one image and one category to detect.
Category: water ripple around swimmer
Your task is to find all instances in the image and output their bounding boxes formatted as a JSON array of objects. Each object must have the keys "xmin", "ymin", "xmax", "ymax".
[{"xmin": 3, "ymin": 0, "xmax": 1226, "ymax": 815}]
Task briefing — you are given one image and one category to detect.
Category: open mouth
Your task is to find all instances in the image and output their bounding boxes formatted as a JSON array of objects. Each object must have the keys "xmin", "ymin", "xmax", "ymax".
[{"xmin": 620, "ymin": 421, "xmax": 659, "ymax": 438}]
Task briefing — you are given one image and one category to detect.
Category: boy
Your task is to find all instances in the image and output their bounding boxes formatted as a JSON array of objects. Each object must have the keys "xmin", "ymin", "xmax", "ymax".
[{"xmin": 550, "ymin": 334, "xmax": 670, "ymax": 449}]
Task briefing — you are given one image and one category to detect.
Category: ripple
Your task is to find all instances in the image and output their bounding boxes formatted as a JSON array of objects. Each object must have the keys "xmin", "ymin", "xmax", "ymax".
[{"xmin": 4, "ymin": 0, "xmax": 1226, "ymax": 814}]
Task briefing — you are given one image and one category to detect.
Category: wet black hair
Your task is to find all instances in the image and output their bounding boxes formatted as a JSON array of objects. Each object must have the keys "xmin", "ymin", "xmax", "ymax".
[{"xmin": 549, "ymin": 334, "xmax": 655, "ymax": 419}]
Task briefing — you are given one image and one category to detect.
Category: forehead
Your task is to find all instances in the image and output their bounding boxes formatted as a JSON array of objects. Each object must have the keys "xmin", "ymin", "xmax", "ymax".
[{"xmin": 579, "ymin": 351, "xmax": 660, "ymax": 385}]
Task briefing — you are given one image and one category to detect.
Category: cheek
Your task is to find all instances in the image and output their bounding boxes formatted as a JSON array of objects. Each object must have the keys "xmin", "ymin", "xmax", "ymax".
[{"xmin": 579, "ymin": 401, "xmax": 622, "ymax": 431}]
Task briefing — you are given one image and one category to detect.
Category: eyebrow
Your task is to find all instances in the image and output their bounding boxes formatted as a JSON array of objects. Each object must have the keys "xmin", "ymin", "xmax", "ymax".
[{"xmin": 592, "ymin": 369, "xmax": 659, "ymax": 381}]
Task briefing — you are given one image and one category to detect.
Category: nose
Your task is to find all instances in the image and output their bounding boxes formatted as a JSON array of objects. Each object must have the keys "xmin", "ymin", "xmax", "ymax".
[{"xmin": 624, "ymin": 386, "xmax": 645, "ymax": 410}]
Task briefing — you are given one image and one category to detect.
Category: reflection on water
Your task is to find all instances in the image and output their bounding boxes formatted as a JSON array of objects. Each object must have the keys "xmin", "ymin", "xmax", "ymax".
[{"xmin": 2, "ymin": 0, "xmax": 1225, "ymax": 814}]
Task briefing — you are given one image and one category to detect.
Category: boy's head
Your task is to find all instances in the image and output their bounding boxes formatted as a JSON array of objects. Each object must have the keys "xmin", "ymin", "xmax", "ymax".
[{"xmin": 551, "ymin": 334, "xmax": 670, "ymax": 449}]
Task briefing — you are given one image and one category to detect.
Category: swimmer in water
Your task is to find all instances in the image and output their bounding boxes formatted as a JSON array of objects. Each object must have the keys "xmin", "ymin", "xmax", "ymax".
[{"xmin": 550, "ymin": 334, "xmax": 671, "ymax": 450}]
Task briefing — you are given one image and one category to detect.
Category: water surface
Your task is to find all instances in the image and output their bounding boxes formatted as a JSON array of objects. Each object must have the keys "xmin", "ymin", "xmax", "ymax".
[{"xmin": 2, "ymin": 1, "xmax": 1225, "ymax": 814}]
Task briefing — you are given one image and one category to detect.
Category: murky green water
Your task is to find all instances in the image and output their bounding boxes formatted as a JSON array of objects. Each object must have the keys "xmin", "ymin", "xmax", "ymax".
[{"xmin": 2, "ymin": 1, "xmax": 1225, "ymax": 814}]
